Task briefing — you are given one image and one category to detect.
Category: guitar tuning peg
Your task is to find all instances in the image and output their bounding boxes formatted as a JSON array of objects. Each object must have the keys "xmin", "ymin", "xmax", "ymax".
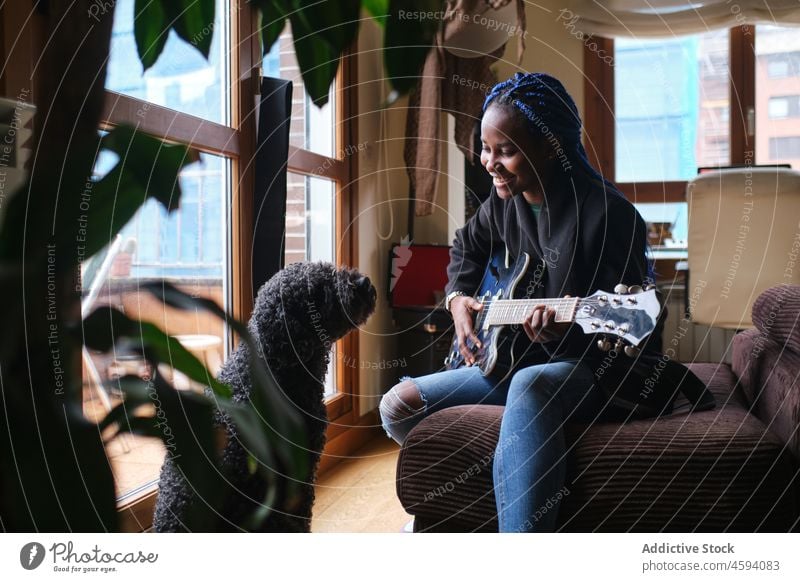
[
  {"xmin": 613, "ymin": 283, "xmax": 629, "ymax": 294},
  {"xmin": 627, "ymin": 285, "xmax": 643, "ymax": 294},
  {"xmin": 597, "ymin": 338, "xmax": 612, "ymax": 352},
  {"xmin": 624, "ymin": 345, "xmax": 641, "ymax": 358},
  {"xmin": 614, "ymin": 338, "xmax": 625, "ymax": 352},
  {"xmin": 643, "ymin": 283, "xmax": 657, "ymax": 291}
]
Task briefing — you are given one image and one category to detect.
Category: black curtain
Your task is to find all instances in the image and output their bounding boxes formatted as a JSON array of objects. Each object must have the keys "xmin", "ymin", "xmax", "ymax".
[{"xmin": 252, "ymin": 77, "xmax": 293, "ymax": 298}]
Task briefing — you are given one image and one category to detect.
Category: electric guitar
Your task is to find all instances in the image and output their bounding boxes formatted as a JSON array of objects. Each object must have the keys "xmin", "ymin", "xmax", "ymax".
[{"xmin": 444, "ymin": 251, "xmax": 661, "ymax": 376}]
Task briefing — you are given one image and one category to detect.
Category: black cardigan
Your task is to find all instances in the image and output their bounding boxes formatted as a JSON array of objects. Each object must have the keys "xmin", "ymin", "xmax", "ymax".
[{"xmin": 444, "ymin": 171, "xmax": 713, "ymax": 419}]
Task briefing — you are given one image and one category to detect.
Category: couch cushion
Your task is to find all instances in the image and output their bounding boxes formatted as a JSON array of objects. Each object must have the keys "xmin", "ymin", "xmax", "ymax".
[{"xmin": 398, "ymin": 363, "xmax": 798, "ymax": 532}]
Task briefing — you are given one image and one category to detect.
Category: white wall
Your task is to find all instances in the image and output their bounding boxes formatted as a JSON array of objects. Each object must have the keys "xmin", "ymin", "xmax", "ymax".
[{"xmin": 353, "ymin": 19, "xmax": 411, "ymax": 415}]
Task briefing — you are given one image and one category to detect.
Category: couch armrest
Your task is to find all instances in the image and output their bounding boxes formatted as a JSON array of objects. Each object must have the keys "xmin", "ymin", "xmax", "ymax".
[
  {"xmin": 732, "ymin": 330, "xmax": 800, "ymax": 460},
  {"xmin": 752, "ymin": 284, "xmax": 800, "ymax": 354}
]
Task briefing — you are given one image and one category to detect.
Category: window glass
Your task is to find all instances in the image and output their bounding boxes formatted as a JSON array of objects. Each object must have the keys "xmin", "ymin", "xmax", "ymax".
[
  {"xmin": 756, "ymin": 26, "xmax": 800, "ymax": 167},
  {"xmin": 285, "ymin": 171, "xmax": 336, "ymax": 397},
  {"xmin": 769, "ymin": 97, "xmax": 790, "ymax": 119},
  {"xmin": 615, "ymin": 30, "xmax": 730, "ymax": 181},
  {"xmin": 769, "ymin": 136, "xmax": 800, "ymax": 159},
  {"xmin": 634, "ymin": 202, "xmax": 688, "ymax": 249},
  {"xmin": 106, "ymin": 0, "xmax": 229, "ymax": 124}
]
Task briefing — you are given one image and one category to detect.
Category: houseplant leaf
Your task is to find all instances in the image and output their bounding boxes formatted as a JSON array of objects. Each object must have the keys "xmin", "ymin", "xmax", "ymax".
[
  {"xmin": 134, "ymin": 0, "xmax": 170, "ymax": 70},
  {"xmin": 287, "ymin": 10, "xmax": 340, "ymax": 107},
  {"xmin": 77, "ymin": 125, "xmax": 198, "ymax": 259},
  {"xmin": 81, "ymin": 306, "xmax": 232, "ymax": 397},
  {"xmin": 163, "ymin": 0, "xmax": 216, "ymax": 59},
  {"xmin": 384, "ymin": 0, "xmax": 441, "ymax": 97},
  {"xmin": 364, "ymin": 0, "xmax": 389, "ymax": 25},
  {"xmin": 253, "ymin": 0, "xmax": 290, "ymax": 55},
  {"xmin": 294, "ymin": 0, "xmax": 360, "ymax": 53}
]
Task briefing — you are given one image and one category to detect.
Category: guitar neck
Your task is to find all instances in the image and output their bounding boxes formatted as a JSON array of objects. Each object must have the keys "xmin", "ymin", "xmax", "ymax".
[{"xmin": 484, "ymin": 297, "xmax": 580, "ymax": 326}]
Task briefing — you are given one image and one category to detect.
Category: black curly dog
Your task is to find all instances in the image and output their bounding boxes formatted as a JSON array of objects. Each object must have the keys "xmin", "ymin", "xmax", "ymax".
[{"xmin": 153, "ymin": 261, "xmax": 377, "ymax": 532}]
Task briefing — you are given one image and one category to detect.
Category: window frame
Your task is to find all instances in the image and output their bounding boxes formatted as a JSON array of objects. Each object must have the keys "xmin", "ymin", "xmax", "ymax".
[{"xmin": 583, "ymin": 26, "xmax": 756, "ymax": 203}]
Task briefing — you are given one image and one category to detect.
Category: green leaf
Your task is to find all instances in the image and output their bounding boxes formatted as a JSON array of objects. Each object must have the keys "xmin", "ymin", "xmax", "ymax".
[
  {"xmin": 139, "ymin": 323, "xmax": 232, "ymax": 397},
  {"xmin": 253, "ymin": 0, "xmax": 290, "ymax": 55},
  {"xmin": 98, "ymin": 376, "xmax": 153, "ymax": 432},
  {"xmin": 81, "ymin": 306, "xmax": 135, "ymax": 352},
  {"xmin": 294, "ymin": 0, "xmax": 360, "ymax": 53},
  {"xmin": 134, "ymin": 0, "xmax": 170, "ymax": 70},
  {"xmin": 77, "ymin": 125, "xmax": 198, "ymax": 259},
  {"xmin": 287, "ymin": 1, "xmax": 361, "ymax": 106},
  {"xmin": 363, "ymin": 0, "xmax": 389, "ymax": 26},
  {"xmin": 163, "ymin": 0, "xmax": 216, "ymax": 59},
  {"xmin": 82, "ymin": 306, "xmax": 232, "ymax": 398},
  {"xmin": 288, "ymin": 11, "xmax": 339, "ymax": 107},
  {"xmin": 384, "ymin": 0, "xmax": 441, "ymax": 96}
]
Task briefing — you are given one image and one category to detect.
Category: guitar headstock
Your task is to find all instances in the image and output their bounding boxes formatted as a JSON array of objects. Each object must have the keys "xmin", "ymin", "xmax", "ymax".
[{"xmin": 573, "ymin": 284, "xmax": 660, "ymax": 354}]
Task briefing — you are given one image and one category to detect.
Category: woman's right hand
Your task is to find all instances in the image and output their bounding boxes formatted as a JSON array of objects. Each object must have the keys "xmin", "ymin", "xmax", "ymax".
[{"xmin": 450, "ymin": 295, "xmax": 484, "ymax": 366}]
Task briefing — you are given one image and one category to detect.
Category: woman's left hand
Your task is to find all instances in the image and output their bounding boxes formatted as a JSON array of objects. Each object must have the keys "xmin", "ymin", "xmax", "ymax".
[{"xmin": 523, "ymin": 297, "xmax": 572, "ymax": 343}]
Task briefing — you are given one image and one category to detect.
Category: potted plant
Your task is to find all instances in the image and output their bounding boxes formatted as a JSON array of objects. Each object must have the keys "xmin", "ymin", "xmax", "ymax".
[{"xmin": 0, "ymin": 0, "xmax": 443, "ymax": 532}]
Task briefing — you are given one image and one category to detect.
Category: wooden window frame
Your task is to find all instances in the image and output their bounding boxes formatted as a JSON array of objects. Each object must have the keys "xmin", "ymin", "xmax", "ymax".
[
  {"xmin": 3, "ymin": 1, "xmax": 360, "ymax": 530},
  {"xmin": 583, "ymin": 26, "xmax": 756, "ymax": 203}
]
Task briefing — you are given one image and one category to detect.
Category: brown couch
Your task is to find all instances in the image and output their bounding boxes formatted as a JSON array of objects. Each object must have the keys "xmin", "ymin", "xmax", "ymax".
[{"xmin": 395, "ymin": 285, "xmax": 800, "ymax": 532}]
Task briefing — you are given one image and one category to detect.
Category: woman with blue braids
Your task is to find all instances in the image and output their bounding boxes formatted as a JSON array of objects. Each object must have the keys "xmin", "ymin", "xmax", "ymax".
[{"xmin": 380, "ymin": 72, "xmax": 708, "ymax": 532}]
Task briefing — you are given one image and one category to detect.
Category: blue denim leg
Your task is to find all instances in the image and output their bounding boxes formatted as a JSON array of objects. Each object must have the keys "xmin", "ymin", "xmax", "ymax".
[
  {"xmin": 379, "ymin": 365, "xmax": 509, "ymax": 445},
  {"xmin": 492, "ymin": 359, "xmax": 608, "ymax": 533}
]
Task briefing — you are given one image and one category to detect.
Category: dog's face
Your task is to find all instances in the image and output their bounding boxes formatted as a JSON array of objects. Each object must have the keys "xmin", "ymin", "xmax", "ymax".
[{"xmin": 273, "ymin": 262, "xmax": 377, "ymax": 357}]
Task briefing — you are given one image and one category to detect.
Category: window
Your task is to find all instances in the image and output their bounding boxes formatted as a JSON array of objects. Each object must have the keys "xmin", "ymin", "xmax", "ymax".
[
  {"xmin": 82, "ymin": 1, "xmax": 357, "ymax": 526},
  {"xmin": 769, "ymin": 136, "xmax": 800, "ymax": 159},
  {"xmin": 767, "ymin": 95, "xmax": 800, "ymax": 119},
  {"xmin": 614, "ymin": 31, "xmax": 730, "ymax": 184},
  {"xmin": 756, "ymin": 27, "xmax": 800, "ymax": 167},
  {"xmin": 769, "ymin": 97, "xmax": 790, "ymax": 118},
  {"xmin": 106, "ymin": 0, "xmax": 229, "ymax": 124},
  {"xmin": 263, "ymin": 24, "xmax": 335, "ymax": 157},
  {"xmin": 587, "ymin": 26, "xmax": 800, "ymax": 190},
  {"xmin": 85, "ymin": 0, "xmax": 235, "ymax": 511},
  {"xmin": 635, "ymin": 202, "xmax": 688, "ymax": 248},
  {"xmin": 765, "ymin": 52, "xmax": 800, "ymax": 78},
  {"xmin": 258, "ymin": 24, "xmax": 359, "ymax": 416}
]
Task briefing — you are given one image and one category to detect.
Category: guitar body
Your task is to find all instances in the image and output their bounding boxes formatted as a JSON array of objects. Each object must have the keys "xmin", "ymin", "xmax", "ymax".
[{"xmin": 444, "ymin": 250, "xmax": 533, "ymax": 376}]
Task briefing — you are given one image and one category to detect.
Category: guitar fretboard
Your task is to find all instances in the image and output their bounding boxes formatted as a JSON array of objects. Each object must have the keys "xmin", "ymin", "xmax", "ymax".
[{"xmin": 484, "ymin": 298, "xmax": 579, "ymax": 327}]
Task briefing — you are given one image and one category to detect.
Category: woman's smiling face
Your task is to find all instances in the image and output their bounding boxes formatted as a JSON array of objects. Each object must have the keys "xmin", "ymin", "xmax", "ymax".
[{"xmin": 480, "ymin": 105, "xmax": 553, "ymax": 203}]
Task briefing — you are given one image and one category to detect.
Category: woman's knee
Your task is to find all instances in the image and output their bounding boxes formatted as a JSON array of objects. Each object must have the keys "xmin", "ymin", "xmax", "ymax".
[
  {"xmin": 378, "ymin": 379, "xmax": 430, "ymax": 444},
  {"xmin": 509, "ymin": 361, "xmax": 579, "ymax": 398},
  {"xmin": 379, "ymin": 379, "xmax": 425, "ymax": 424}
]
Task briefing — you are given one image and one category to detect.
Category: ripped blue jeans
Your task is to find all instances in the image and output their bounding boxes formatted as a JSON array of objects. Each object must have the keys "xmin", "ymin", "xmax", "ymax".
[{"xmin": 379, "ymin": 359, "xmax": 610, "ymax": 532}]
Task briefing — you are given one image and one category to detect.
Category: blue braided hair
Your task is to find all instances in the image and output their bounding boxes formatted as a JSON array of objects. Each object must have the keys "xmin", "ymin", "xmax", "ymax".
[{"xmin": 482, "ymin": 72, "xmax": 656, "ymax": 283}]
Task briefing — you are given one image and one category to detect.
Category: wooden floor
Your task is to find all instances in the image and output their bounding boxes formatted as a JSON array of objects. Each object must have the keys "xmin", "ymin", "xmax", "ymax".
[{"xmin": 311, "ymin": 435, "xmax": 413, "ymax": 533}]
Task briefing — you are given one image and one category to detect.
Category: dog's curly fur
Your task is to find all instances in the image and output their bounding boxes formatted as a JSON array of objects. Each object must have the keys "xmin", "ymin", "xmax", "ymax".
[{"xmin": 153, "ymin": 261, "xmax": 377, "ymax": 532}]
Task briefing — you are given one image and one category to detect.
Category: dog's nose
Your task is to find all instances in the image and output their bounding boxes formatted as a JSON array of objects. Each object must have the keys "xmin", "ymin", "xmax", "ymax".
[{"xmin": 355, "ymin": 275, "xmax": 376, "ymax": 304}]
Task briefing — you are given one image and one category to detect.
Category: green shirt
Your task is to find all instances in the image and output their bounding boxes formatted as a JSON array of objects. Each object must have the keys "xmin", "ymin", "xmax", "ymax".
[{"xmin": 530, "ymin": 203, "xmax": 541, "ymax": 218}]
